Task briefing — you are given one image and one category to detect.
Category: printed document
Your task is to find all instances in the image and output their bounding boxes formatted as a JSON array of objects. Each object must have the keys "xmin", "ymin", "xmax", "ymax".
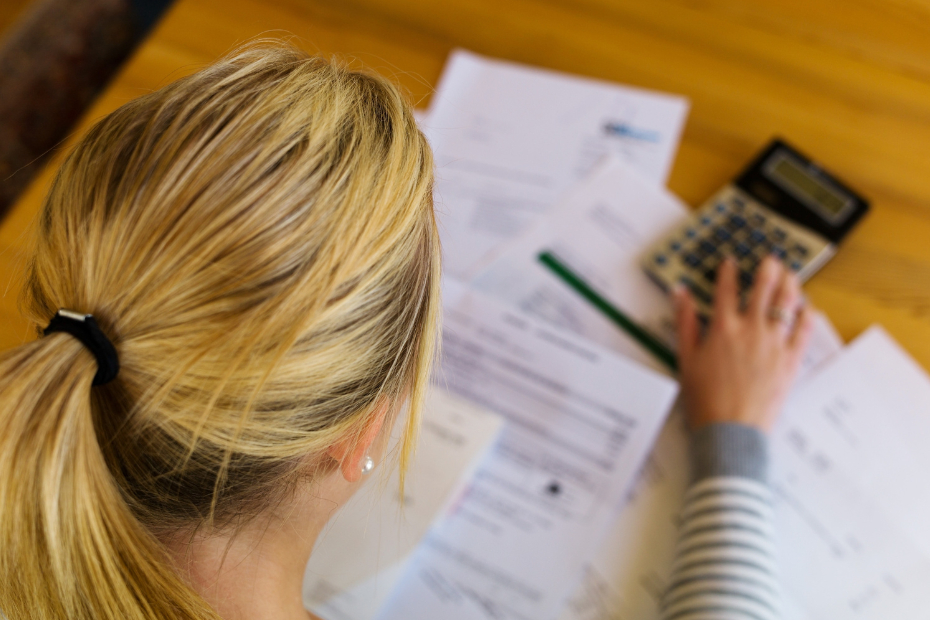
[
  {"xmin": 774, "ymin": 326, "xmax": 930, "ymax": 618},
  {"xmin": 472, "ymin": 156, "xmax": 686, "ymax": 371},
  {"xmin": 376, "ymin": 282, "xmax": 679, "ymax": 620},
  {"xmin": 425, "ymin": 49, "xmax": 688, "ymax": 278},
  {"xmin": 304, "ymin": 389, "xmax": 503, "ymax": 620}
]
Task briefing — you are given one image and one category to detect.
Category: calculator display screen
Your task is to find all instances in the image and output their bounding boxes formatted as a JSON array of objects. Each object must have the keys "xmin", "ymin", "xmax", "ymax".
[{"xmin": 765, "ymin": 153, "xmax": 852, "ymax": 223}]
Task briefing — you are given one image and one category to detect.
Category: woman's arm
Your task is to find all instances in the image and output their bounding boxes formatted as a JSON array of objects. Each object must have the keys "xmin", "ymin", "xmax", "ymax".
[
  {"xmin": 660, "ymin": 256, "xmax": 814, "ymax": 620},
  {"xmin": 661, "ymin": 424, "xmax": 777, "ymax": 619}
]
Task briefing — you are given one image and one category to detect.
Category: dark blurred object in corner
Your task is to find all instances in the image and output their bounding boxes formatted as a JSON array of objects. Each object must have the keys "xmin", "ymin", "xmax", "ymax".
[{"xmin": 0, "ymin": 0, "xmax": 174, "ymax": 222}]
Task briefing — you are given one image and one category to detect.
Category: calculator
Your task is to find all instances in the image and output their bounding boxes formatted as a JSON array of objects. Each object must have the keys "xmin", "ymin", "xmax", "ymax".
[{"xmin": 642, "ymin": 139, "xmax": 869, "ymax": 315}]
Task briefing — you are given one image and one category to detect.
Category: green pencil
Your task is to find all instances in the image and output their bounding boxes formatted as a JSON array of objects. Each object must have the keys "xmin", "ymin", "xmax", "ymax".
[{"xmin": 538, "ymin": 251, "xmax": 678, "ymax": 372}]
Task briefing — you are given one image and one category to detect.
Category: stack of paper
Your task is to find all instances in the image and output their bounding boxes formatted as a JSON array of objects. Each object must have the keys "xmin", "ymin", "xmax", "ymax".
[
  {"xmin": 464, "ymin": 148, "xmax": 853, "ymax": 620},
  {"xmin": 375, "ymin": 282, "xmax": 678, "ymax": 620},
  {"xmin": 305, "ymin": 48, "xmax": 930, "ymax": 620}
]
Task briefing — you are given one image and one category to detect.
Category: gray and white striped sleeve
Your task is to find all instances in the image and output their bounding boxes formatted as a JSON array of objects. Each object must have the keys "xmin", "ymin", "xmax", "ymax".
[{"xmin": 660, "ymin": 423, "xmax": 782, "ymax": 620}]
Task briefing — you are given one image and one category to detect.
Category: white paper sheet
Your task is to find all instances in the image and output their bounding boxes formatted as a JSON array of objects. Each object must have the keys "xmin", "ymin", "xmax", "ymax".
[
  {"xmin": 773, "ymin": 326, "xmax": 930, "ymax": 619},
  {"xmin": 472, "ymin": 156, "xmax": 688, "ymax": 372},
  {"xmin": 375, "ymin": 282, "xmax": 680, "ymax": 620},
  {"xmin": 559, "ymin": 313, "xmax": 845, "ymax": 620},
  {"xmin": 304, "ymin": 389, "xmax": 503, "ymax": 620},
  {"xmin": 426, "ymin": 50, "xmax": 689, "ymax": 278}
]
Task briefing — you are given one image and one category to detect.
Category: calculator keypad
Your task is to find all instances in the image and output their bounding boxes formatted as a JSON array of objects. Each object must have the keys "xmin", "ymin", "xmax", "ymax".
[{"xmin": 644, "ymin": 186, "xmax": 834, "ymax": 316}]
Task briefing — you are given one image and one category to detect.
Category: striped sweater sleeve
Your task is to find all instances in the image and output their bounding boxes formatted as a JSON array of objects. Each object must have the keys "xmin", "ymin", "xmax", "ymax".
[{"xmin": 660, "ymin": 423, "xmax": 782, "ymax": 620}]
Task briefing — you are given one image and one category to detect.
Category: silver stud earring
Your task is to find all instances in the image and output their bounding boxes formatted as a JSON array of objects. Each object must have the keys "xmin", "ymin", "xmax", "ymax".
[{"xmin": 361, "ymin": 456, "xmax": 374, "ymax": 475}]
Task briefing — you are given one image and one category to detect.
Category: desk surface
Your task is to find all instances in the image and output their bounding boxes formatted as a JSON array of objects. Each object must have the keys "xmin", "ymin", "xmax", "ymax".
[{"xmin": 3, "ymin": 0, "xmax": 930, "ymax": 366}]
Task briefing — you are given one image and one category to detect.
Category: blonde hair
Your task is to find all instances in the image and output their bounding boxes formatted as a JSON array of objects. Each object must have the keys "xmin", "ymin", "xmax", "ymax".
[{"xmin": 0, "ymin": 45, "xmax": 439, "ymax": 620}]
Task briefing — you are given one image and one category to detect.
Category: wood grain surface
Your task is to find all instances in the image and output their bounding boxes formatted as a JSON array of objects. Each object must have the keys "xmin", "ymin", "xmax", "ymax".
[
  {"xmin": 0, "ymin": 0, "xmax": 32, "ymax": 38},
  {"xmin": 2, "ymin": 0, "xmax": 930, "ymax": 368}
]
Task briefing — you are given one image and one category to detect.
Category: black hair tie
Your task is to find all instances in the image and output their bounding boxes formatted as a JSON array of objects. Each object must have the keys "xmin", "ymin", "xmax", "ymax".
[{"xmin": 43, "ymin": 310, "xmax": 120, "ymax": 386}]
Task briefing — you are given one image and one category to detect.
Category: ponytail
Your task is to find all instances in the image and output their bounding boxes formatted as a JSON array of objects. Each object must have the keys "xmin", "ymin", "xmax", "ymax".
[
  {"xmin": 0, "ymin": 42, "xmax": 439, "ymax": 620},
  {"xmin": 0, "ymin": 336, "xmax": 217, "ymax": 619}
]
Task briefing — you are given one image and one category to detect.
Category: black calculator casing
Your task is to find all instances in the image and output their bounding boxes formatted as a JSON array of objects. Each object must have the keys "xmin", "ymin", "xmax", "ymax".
[{"xmin": 735, "ymin": 139, "xmax": 869, "ymax": 244}]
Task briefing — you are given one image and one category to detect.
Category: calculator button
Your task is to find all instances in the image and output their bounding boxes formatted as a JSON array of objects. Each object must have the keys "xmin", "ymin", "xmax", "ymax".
[
  {"xmin": 700, "ymin": 215, "xmax": 713, "ymax": 226},
  {"xmin": 727, "ymin": 215, "xmax": 747, "ymax": 230},
  {"xmin": 699, "ymin": 240, "xmax": 717, "ymax": 255},
  {"xmin": 772, "ymin": 228, "xmax": 787, "ymax": 242},
  {"xmin": 734, "ymin": 243, "xmax": 751, "ymax": 258},
  {"xmin": 715, "ymin": 203, "xmax": 727, "ymax": 213},
  {"xmin": 683, "ymin": 253, "xmax": 701, "ymax": 267},
  {"xmin": 739, "ymin": 270, "xmax": 754, "ymax": 288},
  {"xmin": 669, "ymin": 240, "xmax": 682, "ymax": 252},
  {"xmin": 793, "ymin": 244, "xmax": 809, "ymax": 257},
  {"xmin": 731, "ymin": 197, "xmax": 745, "ymax": 209},
  {"xmin": 704, "ymin": 268, "xmax": 718, "ymax": 284},
  {"xmin": 772, "ymin": 246, "xmax": 787, "ymax": 259},
  {"xmin": 713, "ymin": 227, "xmax": 731, "ymax": 242},
  {"xmin": 790, "ymin": 261, "xmax": 803, "ymax": 272},
  {"xmin": 685, "ymin": 228, "xmax": 698, "ymax": 239},
  {"xmin": 749, "ymin": 230, "xmax": 767, "ymax": 244},
  {"xmin": 750, "ymin": 213, "xmax": 766, "ymax": 226},
  {"xmin": 653, "ymin": 253, "xmax": 668, "ymax": 266}
]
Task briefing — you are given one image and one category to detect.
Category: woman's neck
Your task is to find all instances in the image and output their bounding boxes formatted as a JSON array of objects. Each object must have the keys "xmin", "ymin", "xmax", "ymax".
[{"xmin": 164, "ymin": 474, "xmax": 350, "ymax": 620}]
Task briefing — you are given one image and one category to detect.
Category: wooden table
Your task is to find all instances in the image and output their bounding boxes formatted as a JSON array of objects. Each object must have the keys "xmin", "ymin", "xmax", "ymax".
[
  {"xmin": 0, "ymin": 0, "xmax": 31, "ymax": 37},
  {"xmin": 3, "ymin": 0, "xmax": 930, "ymax": 367}
]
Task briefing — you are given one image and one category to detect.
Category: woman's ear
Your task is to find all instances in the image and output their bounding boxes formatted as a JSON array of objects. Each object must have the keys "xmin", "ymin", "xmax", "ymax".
[{"xmin": 326, "ymin": 400, "xmax": 390, "ymax": 483}]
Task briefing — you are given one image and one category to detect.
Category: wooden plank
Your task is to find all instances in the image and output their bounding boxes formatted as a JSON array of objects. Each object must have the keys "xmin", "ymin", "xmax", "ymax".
[
  {"xmin": 0, "ymin": 240, "xmax": 30, "ymax": 350},
  {"xmin": 0, "ymin": 0, "xmax": 33, "ymax": 38}
]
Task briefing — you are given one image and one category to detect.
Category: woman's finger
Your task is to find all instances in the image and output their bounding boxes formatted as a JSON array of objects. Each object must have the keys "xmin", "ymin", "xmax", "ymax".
[
  {"xmin": 713, "ymin": 256, "xmax": 739, "ymax": 318},
  {"xmin": 768, "ymin": 269, "xmax": 803, "ymax": 335},
  {"xmin": 789, "ymin": 303, "xmax": 816, "ymax": 356},
  {"xmin": 674, "ymin": 285, "xmax": 699, "ymax": 365},
  {"xmin": 747, "ymin": 256, "xmax": 784, "ymax": 319}
]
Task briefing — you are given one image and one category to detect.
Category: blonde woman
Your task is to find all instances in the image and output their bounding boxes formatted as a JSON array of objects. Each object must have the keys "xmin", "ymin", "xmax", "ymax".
[
  {"xmin": 0, "ymin": 45, "xmax": 439, "ymax": 620},
  {"xmin": 0, "ymin": 45, "xmax": 810, "ymax": 620}
]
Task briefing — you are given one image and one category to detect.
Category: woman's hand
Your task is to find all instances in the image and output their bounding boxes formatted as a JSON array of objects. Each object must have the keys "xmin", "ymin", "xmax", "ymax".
[{"xmin": 674, "ymin": 255, "xmax": 815, "ymax": 432}]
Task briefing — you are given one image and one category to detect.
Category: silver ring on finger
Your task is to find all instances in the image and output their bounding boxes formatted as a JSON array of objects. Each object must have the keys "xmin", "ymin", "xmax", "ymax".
[{"xmin": 767, "ymin": 305, "xmax": 794, "ymax": 327}]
